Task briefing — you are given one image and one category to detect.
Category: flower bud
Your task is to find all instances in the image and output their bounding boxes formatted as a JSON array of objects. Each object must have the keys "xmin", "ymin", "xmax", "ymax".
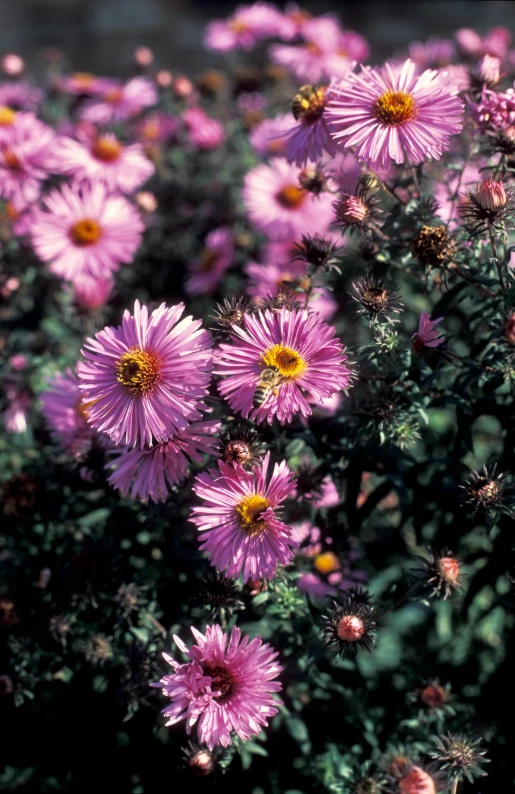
[
  {"xmin": 398, "ymin": 767, "xmax": 436, "ymax": 794},
  {"xmin": 474, "ymin": 179, "xmax": 507, "ymax": 210},
  {"xmin": 189, "ymin": 749, "xmax": 215, "ymax": 777},
  {"xmin": 134, "ymin": 46, "xmax": 153, "ymax": 67},
  {"xmin": 155, "ymin": 69, "xmax": 172, "ymax": 88},
  {"xmin": 474, "ymin": 54, "xmax": 501, "ymax": 88},
  {"xmin": 336, "ymin": 194, "xmax": 368, "ymax": 225},
  {"xmin": 173, "ymin": 76, "xmax": 193, "ymax": 97},
  {"xmin": 135, "ymin": 191, "xmax": 158, "ymax": 213},
  {"xmin": 1, "ymin": 54, "xmax": 24, "ymax": 76}
]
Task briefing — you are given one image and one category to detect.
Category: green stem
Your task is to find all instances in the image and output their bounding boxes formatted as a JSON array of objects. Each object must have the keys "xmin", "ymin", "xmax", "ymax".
[{"xmin": 489, "ymin": 227, "xmax": 505, "ymax": 290}]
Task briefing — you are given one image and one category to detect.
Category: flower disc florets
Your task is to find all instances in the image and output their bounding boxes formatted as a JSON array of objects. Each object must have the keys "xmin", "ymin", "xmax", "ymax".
[{"xmin": 322, "ymin": 596, "xmax": 377, "ymax": 659}]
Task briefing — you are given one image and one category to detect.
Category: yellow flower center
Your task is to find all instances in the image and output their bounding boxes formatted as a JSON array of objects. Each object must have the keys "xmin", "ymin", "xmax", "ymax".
[
  {"xmin": 104, "ymin": 87, "xmax": 124, "ymax": 104},
  {"xmin": 0, "ymin": 106, "xmax": 16, "ymax": 126},
  {"xmin": 228, "ymin": 19, "xmax": 249, "ymax": 33},
  {"xmin": 69, "ymin": 218, "xmax": 102, "ymax": 247},
  {"xmin": 235, "ymin": 494, "xmax": 270, "ymax": 536},
  {"xmin": 262, "ymin": 344, "xmax": 307, "ymax": 379},
  {"xmin": 115, "ymin": 347, "xmax": 162, "ymax": 396},
  {"xmin": 373, "ymin": 90, "xmax": 417, "ymax": 126},
  {"xmin": 91, "ymin": 137, "xmax": 122, "ymax": 162},
  {"xmin": 72, "ymin": 72, "xmax": 96, "ymax": 89},
  {"xmin": 292, "ymin": 85, "xmax": 327, "ymax": 125},
  {"xmin": 76, "ymin": 398, "xmax": 97, "ymax": 420},
  {"xmin": 276, "ymin": 185, "xmax": 306, "ymax": 209}
]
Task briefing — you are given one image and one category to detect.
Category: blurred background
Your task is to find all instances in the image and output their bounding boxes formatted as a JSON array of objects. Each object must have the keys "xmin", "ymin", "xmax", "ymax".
[{"xmin": 0, "ymin": 0, "xmax": 514, "ymax": 75}]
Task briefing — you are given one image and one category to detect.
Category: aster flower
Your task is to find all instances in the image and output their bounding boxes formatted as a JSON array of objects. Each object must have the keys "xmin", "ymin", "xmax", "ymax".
[
  {"xmin": 152, "ymin": 624, "xmax": 283, "ymax": 749},
  {"xmin": 191, "ymin": 452, "xmax": 297, "ymax": 581},
  {"xmin": 413, "ymin": 679, "xmax": 454, "ymax": 715},
  {"xmin": 185, "ymin": 227, "xmax": 234, "ymax": 296},
  {"xmin": 216, "ymin": 307, "xmax": 351, "ymax": 425},
  {"xmin": 271, "ymin": 18, "xmax": 357, "ymax": 83},
  {"xmin": 408, "ymin": 37, "xmax": 455, "ymax": 68},
  {"xmin": 244, "ymin": 259, "xmax": 337, "ymax": 320},
  {"xmin": 71, "ymin": 273, "xmax": 114, "ymax": 312},
  {"xmin": 242, "ymin": 157, "xmax": 335, "ymax": 241},
  {"xmin": 55, "ymin": 132, "xmax": 154, "ymax": 194},
  {"xmin": 321, "ymin": 596, "xmax": 377, "ymax": 659},
  {"xmin": 249, "ymin": 113, "xmax": 293, "ymax": 157},
  {"xmin": 326, "ymin": 59, "xmax": 464, "ymax": 170},
  {"xmin": 0, "ymin": 82, "xmax": 42, "ymax": 111},
  {"xmin": 0, "ymin": 115, "xmax": 56, "ymax": 204},
  {"xmin": 412, "ymin": 312, "xmax": 445, "ymax": 351},
  {"xmin": 55, "ymin": 72, "xmax": 112, "ymax": 96},
  {"xmin": 134, "ymin": 112, "xmax": 178, "ymax": 145},
  {"xmin": 107, "ymin": 419, "xmax": 221, "ymax": 502},
  {"xmin": 204, "ymin": 3, "xmax": 284, "ymax": 52},
  {"xmin": 79, "ymin": 77, "xmax": 157, "ymax": 124},
  {"xmin": 30, "ymin": 181, "xmax": 144, "ymax": 281},
  {"xmin": 40, "ymin": 368, "xmax": 101, "ymax": 458},
  {"xmin": 77, "ymin": 300, "xmax": 213, "ymax": 448},
  {"xmin": 459, "ymin": 179, "xmax": 515, "ymax": 236},
  {"xmin": 283, "ymin": 82, "xmax": 341, "ymax": 166},
  {"xmin": 183, "ymin": 107, "xmax": 225, "ymax": 150}
]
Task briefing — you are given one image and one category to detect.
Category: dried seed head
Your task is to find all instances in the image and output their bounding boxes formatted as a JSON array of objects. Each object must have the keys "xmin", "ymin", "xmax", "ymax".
[
  {"xmin": 410, "ymin": 226, "xmax": 456, "ymax": 269},
  {"xmin": 351, "ymin": 276, "xmax": 402, "ymax": 323},
  {"xmin": 429, "ymin": 734, "xmax": 490, "ymax": 783},
  {"xmin": 195, "ymin": 571, "xmax": 244, "ymax": 617},
  {"xmin": 210, "ymin": 296, "xmax": 252, "ymax": 334}
]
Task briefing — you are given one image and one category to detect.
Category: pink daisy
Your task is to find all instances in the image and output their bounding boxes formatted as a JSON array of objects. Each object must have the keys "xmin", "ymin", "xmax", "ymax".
[
  {"xmin": 55, "ymin": 72, "xmax": 112, "ymax": 96},
  {"xmin": 79, "ymin": 77, "xmax": 158, "ymax": 124},
  {"xmin": 77, "ymin": 300, "xmax": 213, "ymax": 448},
  {"xmin": 408, "ymin": 38, "xmax": 456, "ymax": 69},
  {"xmin": 270, "ymin": 17, "xmax": 346, "ymax": 83},
  {"xmin": 70, "ymin": 273, "xmax": 114, "ymax": 311},
  {"xmin": 216, "ymin": 307, "xmax": 351, "ymax": 425},
  {"xmin": 204, "ymin": 3, "xmax": 284, "ymax": 52},
  {"xmin": 40, "ymin": 368, "xmax": 100, "ymax": 458},
  {"xmin": 107, "ymin": 419, "xmax": 221, "ymax": 502},
  {"xmin": 412, "ymin": 311, "xmax": 445, "ymax": 350},
  {"xmin": 275, "ymin": 4, "xmax": 312, "ymax": 41},
  {"xmin": 191, "ymin": 452, "xmax": 297, "ymax": 580},
  {"xmin": 55, "ymin": 132, "xmax": 154, "ymax": 194},
  {"xmin": 183, "ymin": 107, "xmax": 225, "ymax": 150},
  {"xmin": 242, "ymin": 157, "xmax": 334, "ymax": 241},
  {"xmin": 134, "ymin": 112, "xmax": 178, "ymax": 145},
  {"xmin": 326, "ymin": 59, "xmax": 464, "ymax": 170},
  {"xmin": 244, "ymin": 260, "xmax": 337, "ymax": 319},
  {"xmin": 152, "ymin": 624, "xmax": 283, "ymax": 750},
  {"xmin": 283, "ymin": 81, "xmax": 341, "ymax": 166},
  {"xmin": 249, "ymin": 113, "xmax": 293, "ymax": 157},
  {"xmin": 0, "ymin": 82, "xmax": 42, "ymax": 111},
  {"xmin": 185, "ymin": 227, "xmax": 234, "ymax": 296},
  {"xmin": 0, "ymin": 115, "xmax": 56, "ymax": 204},
  {"xmin": 30, "ymin": 181, "xmax": 144, "ymax": 281}
]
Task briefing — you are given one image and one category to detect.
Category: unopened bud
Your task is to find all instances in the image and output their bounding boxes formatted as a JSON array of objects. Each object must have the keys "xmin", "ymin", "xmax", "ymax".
[
  {"xmin": 336, "ymin": 194, "xmax": 368, "ymax": 225},
  {"xmin": 474, "ymin": 54, "xmax": 501, "ymax": 88},
  {"xmin": 189, "ymin": 750, "xmax": 215, "ymax": 777},
  {"xmin": 155, "ymin": 70, "xmax": 172, "ymax": 88},
  {"xmin": 398, "ymin": 767, "xmax": 436, "ymax": 794},
  {"xmin": 474, "ymin": 179, "xmax": 507, "ymax": 210},
  {"xmin": 134, "ymin": 46, "xmax": 153, "ymax": 67},
  {"xmin": 1, "ymin": 54, "xmax": 24, "ymax": 76}
]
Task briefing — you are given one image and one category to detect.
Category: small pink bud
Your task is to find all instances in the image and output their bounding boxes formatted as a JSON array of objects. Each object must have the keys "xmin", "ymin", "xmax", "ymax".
[
  {"xmin": 1, "ymin": 54, "xmax": 24, "ymax": 76},
  {"xmin": 9, "ymin": 354, "xmax": 27, "ymax": 371},
  {"xmin": 173, "ymin": 76, "xmax": 193, "ymax": 97},
  {"xmin": 134, "ymin": 46, "xmax": 154, "ymax": 67},
  {"xmin": 398, "ymin": 767, "xmax": 436, "ymax": 794},
  {"xmin": 135, "ymin": 191, "xmax": 158, "ymax": 213},
  {"xmin": 336, "ymin": 194, "xmax": 368, "ymax": 225},
  {"xmin": 155, "ymin": 69, "xmax": 173, "ymax": 88},
  {"xmin": 437, "ymin": 556, "xmax": 461, "ymax": 585},
  {"xmin": 475, "ymin": 54, "xmax": 501, "ymax": 87},
  {"xmin": 336, "ymin": 615, "xmax": 364, "ymax": 642},
  {"xmin": 475, "ymin": 180, "xmax": 507, "ymax": 210},
  {"xmin": 189, "ymin": 750, "xmax": 214, "ymax": 777}
]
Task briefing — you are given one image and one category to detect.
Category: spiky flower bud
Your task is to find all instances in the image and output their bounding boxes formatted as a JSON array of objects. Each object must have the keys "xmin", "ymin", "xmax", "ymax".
[
  {"xmin": 417, "ymin": 679, "xmax": 452, "ymax": 711},
  {"xmin": 292, "ymin": 234, "xmax": 341, "ymax": 271},
  {"xmin": 459, "ymin": 180, "xmax": 515, "ymax": 234},
  {"xmin": 410, "ymin": 225, "xmax": 456, "ymax": 269},
  {"xmin": 214, "ymin": 424, "xmax": 264, "ymax": 470},
  {"xmin": 322, "ymin": 596, "xmax": 377, "ymax": 659},
  {"xmin": 411, "ymin": 548, "xmax": 463, "ymax": 600},
  {"xmin": 473, "ymin": 54, "xmax": 501, "ymax": 89},
  {"xmin": 210, "ymin": 296, "xmax": 252, "ymax": 334},
  {"xmin": 195, "ymin": 571, "xmax": 244, "ymax": 617},
  {"xmin": 181, "ymin": 741, "xmax": 223, "ymax": 778},
  {"xmin": 429, "ymin": 734, "xmax": 490, "ymax": 783},
  {"xmin": 351, "ymin": 276, "xmax": 402, "ymax": 323},
  {"xmin": 336, "ymin": 194, "xmax": 368, "ymax": 224},
  {"xmin": 460, "ymin": 463, "xmax": 514, "ymax": 516},
  {"xmin": 474, "ymin": 179, "xmax": 507, "ymax": 210}
]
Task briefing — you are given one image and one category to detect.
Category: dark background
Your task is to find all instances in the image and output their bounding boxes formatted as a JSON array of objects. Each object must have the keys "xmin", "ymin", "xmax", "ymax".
[{"xmin": 0, "ymin": 0, "xmax": 514, "ymax": 76}]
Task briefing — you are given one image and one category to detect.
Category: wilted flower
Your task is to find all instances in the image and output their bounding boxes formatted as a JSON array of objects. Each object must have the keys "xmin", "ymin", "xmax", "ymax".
[
  {"xmin": 84, "ymin": 634, "xmax": 113, "ymax": 665},
  {"xmin": 352, "ymin": 276, "xmax": 402, "ymax": 323},
  {"xmin": 410, "ymin": 225, "xmax": 456, "ymax": 269},
  {"xmin": 152, "ymin": 624, "xmax": 283, "ymax": 749},
  {"xmin": 191, "ymin": 452, "xmax": 297, "ymax": 581},
  {"xmin": 326, "ymin": 59, "xmax": 464, "ymax": 170},
  {"xmin": 321, "ymin": 595, "xmax": 377, "ymax": 659},
  {"xmin": 210, "ymin": 296, "xmax": 253, "ymax": 335},
  {"xmin": 415, "ymin": 679, "xmax": 453, "ymax": 714},
  {"xmin": 460, "ymin": 463, "xmax": 514, "ymax": 516},
  {"xmin": 291, "ymin": 234, "xmax": 341, "ymax": 271},
  {"xmin": 429, "ymin": 734, "xmax": 490, "ymax": 783}
]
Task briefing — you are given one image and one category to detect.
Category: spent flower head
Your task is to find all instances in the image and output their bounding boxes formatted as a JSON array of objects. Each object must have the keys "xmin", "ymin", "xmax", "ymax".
[{"xmin": 429, "ymin": 733, "xmax": 490, "ymax": 783}]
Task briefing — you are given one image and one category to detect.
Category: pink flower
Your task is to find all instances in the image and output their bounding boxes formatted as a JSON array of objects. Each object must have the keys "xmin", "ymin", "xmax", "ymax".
[
  {"xmin": 3, "ymin": 389, "xmax": 30, "ymax": 433},
  {"xmin": 30, "ymin": 181, "xmax": 144, "ymax": 281},
  {"xmin": 242, "ymin": 157, "xmax": 334, "ymax": 241},
  {"xmin": 40, "ymin": 368, "xmax": 100, "ymax": 457},
  {"xmin": 191, "ymin": 452, "xmax": 297, "ymax": 580},
  {"xmin": 54, "ymin": 72, "xmax": 111, "ymax": 96},
  {"xmin": 249, "ymin": 113, "xmax": 293, "ymax": 157},
  {"xmin": 107, "ymin": 419, "xmax": 221, "ymax": 502},
  {"xmin": 271, "ymin": 17, "xmax": 358, "ymax": 83},
  {"xmin": 134, "ymin": 112, "xmax": 178, "ymax": 144},
  {"xmin": 244, "ymin": 259, "xmax": 337, "ymax": 319},
  {"xmin": 1, "ymin": 54, "xmax": 24, "ymax": 77},
  {"xmin": 77, "ymin": 300, "xmax": 213, "ymax": 448},
  {"xmin": 183, "ymin": 107, "xmax": 225, "ymax": 150},
  {"xmin": 152, "ymin": 624, "xmax": 283, "ymax": 750},
  {"xmin": 204, "ymin": 3, "xmax": 284, "ymax": 52},
  {"xmin": 185, "ymin": 227, "xmax": 234, "ymax": 296},
  {"xmin": 55, "ymin": 132, "xmax": 154, "ymax": 194},
  {"xmin": 433, "ymin": 163, "xmax": 482, "ymax": 225},
  {"xmin": 326, "ymin": 59, "xmax": 464, "ymax": 170},
  {"xmin": 408, "ymin": 38, "xmax": 455, "ymax": 69},
  {"xmin": 71, "ymin": 273, "xmax": 114, "ymax": 311},
  {"xmin": 79, "ymin": 77, "xmax": 157, "ymax": 124},
  {"xmin": 412, "ymin": 312, "xmax": 445, "ymax": 350},
  {"xmin": 0, "ymin": 83, "xmax": 42, "ymax": 111},
  {"xmin": 0, "ymin": 114, "xmax": 56, "ymax": 204},
  {"xmin": 216, "ymin": 307, "xmax": 351, "ymax": 425}
]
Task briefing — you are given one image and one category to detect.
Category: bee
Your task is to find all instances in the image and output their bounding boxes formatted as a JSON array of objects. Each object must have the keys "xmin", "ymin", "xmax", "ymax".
[
  {"xmin": 253, "ymin": 366, "xmax": 285, "ymax": 408},
  {"xmin": 291, "ymin": 84, "xmax": 327, "ymax": 123}
]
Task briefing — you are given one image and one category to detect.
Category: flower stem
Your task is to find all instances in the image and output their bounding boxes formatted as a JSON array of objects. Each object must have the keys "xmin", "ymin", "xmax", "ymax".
[
  {"xmin": 489, "ymin": 227, "xmax": 505, "ymax": 290},
  {"xmin": 451, "ymin": 778, "xmax": 459, "ymax": 794}
]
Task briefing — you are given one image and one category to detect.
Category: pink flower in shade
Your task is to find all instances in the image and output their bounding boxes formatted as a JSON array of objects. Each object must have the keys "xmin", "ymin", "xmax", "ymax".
[
  {"xmin": 0, "ymin": 82, "xmax": 42, "ymax": 111},
  {"xmin": 30, "ymin": 181, "xmax": 144, "ymax": 281},
  {"xmin": 297, "ymin": 571, "xmax": 333, "ymax": 598},
  {"xmin": 412, "ymin": 311, "xmax": 445, "ymax": 351},
  {"xmin": 152, "ymin": 624, "xmax": 283, "ymax": 750},
  {"xmin": 204, "ymin": 3, "xmax": 284, "ymax": 52},
  {"xmin": 9, "ymin": 354, "xmax": 27, "ymax": 372},
  {"xmin": 216, "ymin": 307, "xmax": 351, "ymax": 425},
  {"xmin": 283, "ymin": 81, "xmax": 341, "ymax": 166},
  {"xmin": 191, "ymin": 452, "xmax": 297, "ymax": 581},
  {"xmin": 242, "ymin": 157, "xmax": 334, "ymax": 241},
  {"xmin": 134, "ymin": 112, "xmax": 178, "ymax": 144},
  {"xmin": 71, "ymin": 273, "xmax": 114, "ymax": 311},
  {"xmin": 249, "ymin": 113, "xmax": 293, "ymax": 157},
  {"xmin": 79, "ymin": 77, "xmax": 158, "ymax": 124},
  {"xmin": 244, "ymin": 260, "xmax": 337, "ymax": 320},
  {"xmin": 274, "ymin": 3, "xmax": 312, "ymax": 41},
  {"xmin": 54, "ymin": 72, "xmax": 112, "ymax": 96},
  {"xmin": 107, "ymin": 419, "xmax": 221, "ymax": 502},
  {"xmin": 185, "ymin": 227, "xmax": 234, "ymax": 296},
  {"xmin": 40, "ymin": 368, "xmax": 100, "ymax": 457},
  {"xmin": 326, "ymin": 59, "xmax": 464, "ymax": 171},
  {"xmin": 0, "ymin": 116, "xmax": 56, "ymax": 204},
  {"xmin": 408, "ymin": 38, "xmax": 456, "ymax": 69},
  {"xmin": 55, "ymin": 132, "xmax": 154, "ymax": 194},
  {"xmin": 183, "ymin": 107, "xmax": 225, "ymax": 150},
  {"xmin": 3, "ymin": 389, "xmax": 30, "ymax": 433},
  {"xmin": 271, "ymin": 17, "xmax": 352, "ymax": 83},
  {"xmin": 77, "ymin": 300, "xmax": 213, "ymax": 449}
]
